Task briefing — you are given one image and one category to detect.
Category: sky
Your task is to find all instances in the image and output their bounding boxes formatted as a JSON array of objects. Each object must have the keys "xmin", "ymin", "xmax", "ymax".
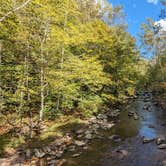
[{"xmin": 108, "ymin": 0, "xmax": 163, "ymax": 38}]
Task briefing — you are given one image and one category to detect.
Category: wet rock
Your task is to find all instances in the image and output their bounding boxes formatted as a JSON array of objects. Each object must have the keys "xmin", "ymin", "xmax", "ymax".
[
  {"xmin": 25, "ymin": 149, "xmax": 31, "ymax": 158},
  {"xmin": 128, "ymin": 111, "xmax": 134, "ymax": 117},
  {"xmin": 72, "ymin": 153, "xmax": 82, "ymax": 158},
  {"xmin": 143, "ymin": 104, "xmax": 152, "ymax": 111},
  {"xmin": 114, "ymin": 138, "xmax": 122, "ymax": 143},
  {"xmin": 88, "ymin": 116, "xmax": 97, "ymax": 124},
  {"xmin": 54, "ymin": 139, "xmax": 64, "ymax": 147},
  {"xmin": 162, "ymin": 160, "xmax": 166, "ymax": 166},
  {"xmin": 142, "ymin": 137, "xmax": 155, "ymax": 144},
  {"xmin": 68, "ymin": 145, "xmax": 76, "ymax": 152},
  {"xmin": 158, "ymin": 144, "xmax": 166, "ymax": 149},
  {"xmin": 102, "ymin": 123, "xmax": 115, "ymax": 130},
  {"xmin": 83, "ymin": 146, "xmax": 88, "ymax": 150},
  {"xmin": 77, "ymin": 134, "xmax": 83, "ymax": 139},
  {"xmin": 56, "ymin": 159, "xmax": 67, "ymax": 166},
  {"xmin": 85, "ymin": 133, "xmax": 93, "ymax": 140},
  {"xmin": 56, "ymin": 151, "xmax": 63, "ymax": 158},
  {"xmin": 108, "ymin": 135, "xmax": 122, "ymax": 142},
  {"xmin": 116, "ymin": 149, "xmax": 128, "ymax": 157},
  {"xmin": 42, "ymin": 146, "xmax": 51, "ymax": 153},
  {"xmin": 34, "ymin": 149, "xmax": 46, "ymax": 158},
  {"xmin": 76, "ymin": 129, "xmax": 85, "ymax": 135},
  {"xmin": 47, "ymin": 159, "xmax": 59, "ymax": 165},
  {"xmin": 110, "ymin": 149, "xmax": 128, "ymax": 160},
  {"xmin": 144, "ymin": 98, "xmax": 150, "ymax": 102},
  {"xmin": 85, "ymin": 130, "xmax": 93, "ymax": 134},
  {"xmin": 134, "ymin": 114, "xmax": 139, "ymax": 120},
  {"xmin": 156, "ymin": 136, "xmax": 165, "ymax": 145},
  {"xmin": 148, "ymin": 125, "xmax": 155, "ymax": 129},
  {"xmin": 91, "ymin": 124, "xmax": 100, "ymax": 130},
  {"xmin": 97, "ymin": 114, "xmax": 107, "ymax": 120},
  {"xmin": 74, "ymin": 140, "xmax": 86, "ymax": 147},
  {"xmin": 30, "ymin": 159, "xmax": 38, "ymax": 165}
]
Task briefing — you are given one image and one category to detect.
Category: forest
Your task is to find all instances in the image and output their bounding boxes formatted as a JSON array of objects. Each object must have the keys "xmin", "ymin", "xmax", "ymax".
[{"xmin": 0, "ymin": 0, "xmax": 166, "ymax": 166}]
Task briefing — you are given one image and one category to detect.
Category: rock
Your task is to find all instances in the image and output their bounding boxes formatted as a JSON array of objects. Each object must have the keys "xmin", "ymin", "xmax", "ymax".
[
  {"xmin": 108, "ymin": 134, "xmax": 121, "ymax": 140},
  {"xmin": 91, "ymin": 124, "xmax": 100, "ymax": 130},
  {"xmin": 76, "ymin": 129, "xmax": 85, "ymax": 135},
  {"xmin": 56, "ymin": 151, "xmax": 63, "ymax": 158},
  {"xmin": 83, "ymin": 146, "xmax": 88, "ymax": 150},
  {"xmin": 162, "ymin": 160, "xmax": 166, "ymax": 166},
  {"xmin": 34, "ymin": 149, "xmax": 46, "ymax": 158},
  {"xmin": 134, "ymin": 114, "xmax": 139, "ymax": 120},
  {"xmin": 72, "ymin": 153, "xmax": 82, "ymax": 158},
  {"xmin": 143, "ymin": 104, "xmax": 152, "ymax": 111},
  {"xmin": 156, "ymin": 136, "xmax": 165, "ymax": 145},
  {"xmin": 97, "ymin": 114, "xmax": 107, "ymax": 120},
  {"xmin": 47, "ymin": 159, "xmax": 59, "ymax": 165},
  {"xmin": 25, "ymin": 149, "xmax": 31, "ymax": 158},
  {"xmin": 148, "ymin": 125, "xmax": 155, "ymax": 129},
  {"xmin": 30, "ymin": 159, "xmax": 38, "ymax": 165},
  {"xmin": 54, "ymin": 139, "xmax": 64, "ymax": 146},
  {"xmin": 85, "ymin": 130, "xmax": 93, "ymax": 135},
  {"xmin": 88, "ymin": 116, "xmax": 97, "ymax": 124},
  {"xmin": 158, "ymin": 144, "xmax": 166, "ymax": 149},
  {"xmin": 77, "ymin": 134, "xmax": 83, "ymax": 138},
  {"xmin": 116, "ymin": 149, "xmax": 128, "ymax": 156},
  {"xmin": 128, "ymin": 111, "xmax": 134, "ymax": 117},
  {"xmin": 42, "ymin": 146, "xmax": 51, "ymax": 153},
  {"xmin": 114, "ymin": 138, "xmax": 122, "ymax": 143},
  {"xmin": 142, "ymin": 137, "xmax": 155, "ymax": 144},
  {"xmin": 74, "ymin": 140, "xmax": 86, "ymax": 147},
  {"xmin": 68, "ymin": 145, "xmax": 76, "ymax": 152},
  {"xmin": 107, "ymin": 110, "xmax": 120, "ymax": 118},
  {"xmin": 56, "ymin": 159, "xmax": 67, "ymax": 166},
  {"xmin": 85, "ymin": 133, "xmax": 93, "ymax": 140},
  {"xmin": 110, "ymin": 149, "xmax": 128, "ymax": 160},
  {"xmin": 102, "ymin": 123, "xmax": 115, "ymax": 130}
]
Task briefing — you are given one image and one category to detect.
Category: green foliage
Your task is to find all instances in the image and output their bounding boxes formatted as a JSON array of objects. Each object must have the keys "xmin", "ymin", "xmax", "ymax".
[{"xmin": 0, "ymin": 0, "xmax": 141, "ymax": 123}]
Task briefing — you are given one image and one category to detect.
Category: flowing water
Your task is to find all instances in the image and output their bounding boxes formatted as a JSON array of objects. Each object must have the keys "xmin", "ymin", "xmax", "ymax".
[{"xmin": 63, "ymin": 95, "xmax": 166, "ymax": 166}]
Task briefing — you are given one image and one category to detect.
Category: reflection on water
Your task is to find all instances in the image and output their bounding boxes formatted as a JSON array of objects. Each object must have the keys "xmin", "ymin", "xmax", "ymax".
[
  {"xmin": 63, "ymin": 99, "xmax": 165, "ymax": 166},
  {"xmin": 139, "ymin": 126, "xmax": 156, "ymax": 138}
]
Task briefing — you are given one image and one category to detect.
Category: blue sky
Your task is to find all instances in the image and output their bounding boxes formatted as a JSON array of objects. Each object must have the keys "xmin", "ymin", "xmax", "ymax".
[{"xmin": 108, "ymin": 0, "xmax": 162, "ymax": 38}]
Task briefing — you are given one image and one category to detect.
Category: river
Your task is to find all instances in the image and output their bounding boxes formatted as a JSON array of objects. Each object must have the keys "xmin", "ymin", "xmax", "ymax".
[{"xmin": 63, "ymin": 94, "xmax": 166, "ymax": 166}]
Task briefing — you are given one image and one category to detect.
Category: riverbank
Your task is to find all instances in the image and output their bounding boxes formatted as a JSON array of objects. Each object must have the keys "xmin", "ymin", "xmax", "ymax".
[{"xmin": 0, "ymin": 108, "xmax": 121, "ymax": 166}]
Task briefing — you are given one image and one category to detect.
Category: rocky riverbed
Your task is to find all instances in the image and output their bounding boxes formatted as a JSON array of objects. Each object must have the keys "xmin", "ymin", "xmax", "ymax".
[{"xmin": 1, "ymin": 93, "xmax": 166, "ymax": 166}]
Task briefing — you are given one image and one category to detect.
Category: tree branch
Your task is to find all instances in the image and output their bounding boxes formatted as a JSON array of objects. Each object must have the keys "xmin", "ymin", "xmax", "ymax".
[{"xmin": 0, "ymin": 0, "xmax": 32, "ymax": 22}]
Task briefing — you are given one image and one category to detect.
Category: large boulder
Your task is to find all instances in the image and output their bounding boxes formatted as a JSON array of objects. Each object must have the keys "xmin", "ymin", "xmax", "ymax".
[
  {"xmin": 156, "ymin": 136, "xmax": 165, "ymax": 145},
  {"xmin": 158, "ymin": 144, "xmax": 166, "ymax": 149},
  {"xmin": 142, "ymin": 137, "xmax": 155, "ymax": 144}
]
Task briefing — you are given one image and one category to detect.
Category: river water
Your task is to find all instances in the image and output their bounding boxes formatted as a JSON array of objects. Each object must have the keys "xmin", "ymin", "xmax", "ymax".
[{"xmin": 63, "ymin": 96, "xmax": 166, "ymax": 166}]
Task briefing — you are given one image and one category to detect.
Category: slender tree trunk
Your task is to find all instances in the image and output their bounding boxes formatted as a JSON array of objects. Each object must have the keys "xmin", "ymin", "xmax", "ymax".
[
  {"xmin": 57, "ymin": 0, "xmax": 69, "ymax": 110},
  {"xmin": 39, "ymin": 21, "xmax": 50, "ymax": 121},
  {"xmin": 40, "ymin": 42, "xmax": 44, "ymax": 121},
  {"xmin": 0, "ymin": 42, "xmax": 3, "ymax": 113}
]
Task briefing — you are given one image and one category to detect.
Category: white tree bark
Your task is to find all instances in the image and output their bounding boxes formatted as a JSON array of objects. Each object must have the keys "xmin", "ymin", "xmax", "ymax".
[{"xmin": 0, "ymin": 0, "xmax": 32, "ymax": 22}]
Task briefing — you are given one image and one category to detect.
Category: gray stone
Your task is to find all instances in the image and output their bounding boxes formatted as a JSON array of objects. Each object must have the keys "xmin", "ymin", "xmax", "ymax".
[
  {"xmin": 74, "ymin": 140, "xmax": 86, "ymax": 147},
  {"xmin": 116, "ymin": 149, "xmax": 128, "ymax": 156},
  {"xmin": 156, "ymin": 136, "xmax": 165, "ymax": 145},
  {"xmin": 108, "ymin": 134, "xmax": 121, "ymax": 140},
  {"xmin": 68, "ymin": 145, "xmax": 76, "ymax": 152},
  {"xmin": 25, "ymin": 149, "xmax": 31, "ymax": 158},
  {"xmin": 142, "ymin": 138, "xmax": 155, "ymax": 144},
  {"xmin": 34, "ymin": 149, "xmax": 46, "ymax": 158},
  {"xmin": 85, "ymin": 133, "xmax": 93, "ymax": 140},
  {"xmin": 56, "ymin": 151, "xmax": 63, "ymax": 158},
  {"xmin": 76, "ymin": 129, "xmax": 85, "ymax": 135},
  {"xmin": 72, "ymin": 153, "xmax": 81, "ymax": 158},
  {"xmin": 158, "ymin": 144, "xmax": 166, "ymax": 149}
]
